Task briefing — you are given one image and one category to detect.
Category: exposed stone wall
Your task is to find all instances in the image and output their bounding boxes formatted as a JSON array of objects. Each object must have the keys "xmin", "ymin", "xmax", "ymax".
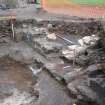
[
  {"xmin": 17, "ymin": 0, "xmax": 28, "ymax": 7},
  {"xmin": 0, "ymin": 0, "xmax": 17, "ymax": 7},
  {"xmin": 0, "ymin": 0, "xmax": 29, "ymax": 8}
]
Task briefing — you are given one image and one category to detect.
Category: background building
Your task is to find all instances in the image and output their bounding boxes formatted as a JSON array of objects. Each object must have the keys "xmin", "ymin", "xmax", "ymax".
[{"xmin": 0, "ymin": 0, "xmax": 39, "ymax": 8}]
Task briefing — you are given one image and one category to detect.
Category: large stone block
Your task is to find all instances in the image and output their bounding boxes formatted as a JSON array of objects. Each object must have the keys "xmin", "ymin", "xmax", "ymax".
[{"xmin": 9, "ymin": 42, "xmax": 35, "ymax": 64}]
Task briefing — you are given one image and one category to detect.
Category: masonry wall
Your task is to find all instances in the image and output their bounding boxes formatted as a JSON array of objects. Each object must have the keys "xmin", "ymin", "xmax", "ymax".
[{"xmin": 0, "ymin": 0, "xmax": 29, "ymax": 8}]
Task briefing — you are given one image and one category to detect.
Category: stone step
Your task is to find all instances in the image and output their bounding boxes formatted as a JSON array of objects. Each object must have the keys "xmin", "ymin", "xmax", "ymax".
[
  {"xmin": 90, "ymin": 78, "xmax": 105, "ymax": 95},
  {"xmin": 67, "ymin": 79, "xmax": 98, "ymax": 103},
  {"xmin": 76, "ymin": 85, "xmax": 97, "ymax": 101},
  {"xmin": 64, "ymin": 68, "xmax": 86, "ymax": 84},
  {"xmin": 45, "ymin": 63, "xmax": 73, "ymax": 81},
  {"xmin": 33, "ymin": 52, "xmax": 73, "ymax": 81},
  {"xmin": 32, "ymin": 37, "xmax": 62, "ymax": 54}
]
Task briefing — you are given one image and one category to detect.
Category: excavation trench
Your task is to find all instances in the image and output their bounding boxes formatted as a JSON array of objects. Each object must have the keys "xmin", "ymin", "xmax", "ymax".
[
  {"xmin": 0, "ymin": 56, "xmax": 35, "ymax": 91},
  {"xmin": 0, "ymin": 19, "xmax": 104, "ymax": 105},
  {"xmin": 0, "ymin": 56, "xmax": 38, "ymax": 105}
]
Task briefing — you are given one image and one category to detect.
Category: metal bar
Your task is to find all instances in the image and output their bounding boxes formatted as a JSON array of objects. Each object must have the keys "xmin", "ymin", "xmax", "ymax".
[
  {"xmin": 11, "ymin": 20, "xmax": 15, "ymax": 39},
  {"xmin": 56, "ymin": 34, "xmax": 75, "ymax": 45},
  {"xmin": 63, "ymin": 66, "xmax": 71, "ymax": 69},
  {"xmin": 73, "ymin": 49, "xmax": 76, "ymax": 68}
]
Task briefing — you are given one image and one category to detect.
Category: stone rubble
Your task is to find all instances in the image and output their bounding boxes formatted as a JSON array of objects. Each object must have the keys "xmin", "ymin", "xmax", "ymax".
[
  {"xmin": 78, "ymin": 34, "xmax": 100, "ymax": 47},
  {"xmin": 1, "ymin": 89, "xmax": 35, "ymax": 105}
]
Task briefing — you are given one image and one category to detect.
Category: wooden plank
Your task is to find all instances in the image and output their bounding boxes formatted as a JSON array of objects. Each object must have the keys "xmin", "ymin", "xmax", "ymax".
[{"xmin": 0, "ymin": 16, "xmax": 16, "ymax": 20}]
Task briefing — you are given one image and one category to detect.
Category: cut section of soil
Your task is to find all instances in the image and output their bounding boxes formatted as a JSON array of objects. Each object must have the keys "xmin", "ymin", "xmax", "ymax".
[{"xmin": 0, "ymin": 56, "xmax": 36, "ymax": 92}]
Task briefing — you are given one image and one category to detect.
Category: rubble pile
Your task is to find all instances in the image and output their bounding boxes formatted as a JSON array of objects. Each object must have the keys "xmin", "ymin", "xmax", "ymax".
[
  {"xmin": 46, "ymin": 21, "xmax": 104, "ymax": 36},
  {"xmin": 61, "ymin": 34, "xmax": 105, "ymax": 105},
  {"xmin": 14, "ymin": 19, "xmax": 104, "ymax": 36},
  {"xmin": 1, "ymin": 89, "xmax": 35, "ymax": 105}
]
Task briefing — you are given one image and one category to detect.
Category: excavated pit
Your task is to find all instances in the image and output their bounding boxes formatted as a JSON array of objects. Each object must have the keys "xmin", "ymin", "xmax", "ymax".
[
  {"xmin": 0, "ymin": 56, "xmax": 35, "ymax": 91},
  {"xmin": 0, "ymin": 19, "xmax": 105, "ymax": 105},
  {"xmin": 0, "ymin": 56, "xmax": 39, "ymax": 105}
]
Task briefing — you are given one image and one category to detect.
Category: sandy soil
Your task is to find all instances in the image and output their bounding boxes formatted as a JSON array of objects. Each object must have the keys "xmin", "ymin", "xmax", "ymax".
[{"xmin": 0, "ymin": 56, "xmax": 38, "ymax": 105}]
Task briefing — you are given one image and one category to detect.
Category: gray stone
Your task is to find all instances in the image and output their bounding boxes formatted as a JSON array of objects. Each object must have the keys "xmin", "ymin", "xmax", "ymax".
[
  {"xmin": 64, "ymin": 69, "xmax": 83, "ymax": 83},
  {"xmin": 86, "ymin": 64, "xmax": 98, "ymax": 72},
  {"xmin": 90, "ymin": 78, "xmax": 105, "ymax": 93},
  {"xmin": 14, "ymin": 28, "xmax": 24, "ymax": 42},
  {"xmin": 9, "ymin": 42, "xmax": 35, "ymax": 64},
  {"xmin": 0, "ymin": 46, "xmax": 9, "ymax": 58},
  {"xmin": 0, "ymin": 84, "xmax": 14, "ymax": 98},
  {"xmin": 33, "ymin": 37, "xmax": 62, "ymax": 54},
  {"xmin": 45, "ymin": 61, "xmax": 67, "ymax": 81},
  {"xmin": 76, "ymin": 85, "xmax": 97, "ymax": 101},
  {"xmin": 75, "ymin": 55, "xmax": 89, "ymax": 65},
  {"xmin": 78, "ymin": 35, "xmax": 100, "ymax": 47},
  {"xmin": 67, "ymin": 83, "xmax": 78, "ymax": 95}
]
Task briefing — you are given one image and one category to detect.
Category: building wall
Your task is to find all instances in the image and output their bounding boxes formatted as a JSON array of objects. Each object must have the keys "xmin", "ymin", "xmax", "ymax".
[
  {"xmin": 0, "ymin": 0, "xmax": 40, "ymax": 8},
  {"xmin": 0, "ymin": 0, "xmax": 17, "ymax": 7},
  {"xmin": 17, "ymin": 0, "xmax": 28, "ymax": 7},
  {"xmin": 0, "ymin": 0, "xmax": 28, "ymax": 8}
]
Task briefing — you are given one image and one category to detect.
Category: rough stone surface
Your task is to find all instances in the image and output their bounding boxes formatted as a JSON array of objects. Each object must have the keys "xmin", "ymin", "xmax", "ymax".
[
  {"xmin": 0, "ymin": 56, "xmax": 39, "ymax": 105},
  {"xmin": 33, "ymin": 37, "xmax": 62, "ymax": 54},
  {"xmin": 9, "ymin": 42, "xmax": 35, "ymax": 64},
  {"xmin": 75, "ymin": 55, "xmax": 89, "ymax": 66}
]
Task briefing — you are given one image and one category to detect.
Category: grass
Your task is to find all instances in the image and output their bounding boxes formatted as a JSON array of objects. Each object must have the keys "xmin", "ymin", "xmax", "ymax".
[
  {"xmin": 71, "ymin": 0, "xmax": 105, "ymax": 5},
  {"xmin": 45, "ymin": 0, "xmax": 70, "ymax": 5},
  {"xmin": 45, "ymin": 0, "xmax": 105, "ymax": 5}
]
